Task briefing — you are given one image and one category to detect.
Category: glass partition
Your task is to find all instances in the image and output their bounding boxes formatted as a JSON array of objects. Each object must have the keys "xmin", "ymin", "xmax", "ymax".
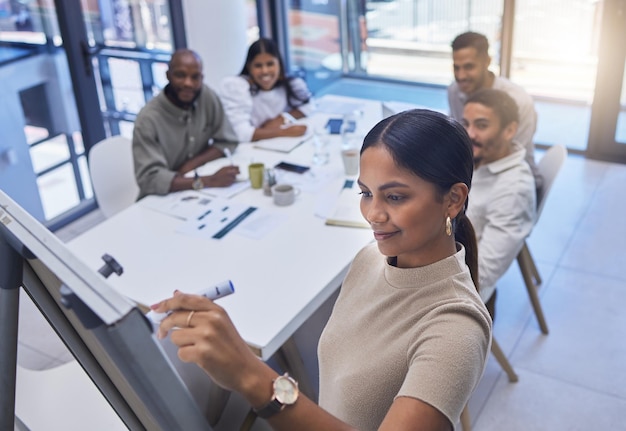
[
  {"xmin": 80, "ymin": 0, "xmax": 173, "ymax": 50},
  {"xmin": 285, "ymin": 0, "xmax": 504, "ymax": 92},
  {"xmin": 289, "ymin": 0, "xmax": 597, "ymax": 101},
  {"xmin": 286, "ymin": 0, "xmax": 344, "ymax": 92},
  {"xmin": 613, "ymin": 58, "xmax": 626, "ymax": 143},
  {"xmin": 0, "ymin": 0, "xmax": 177, "ymax": 226},
  {"xmin": 247, "ymin": 0, "xmax": 259, "ymax": 44}
]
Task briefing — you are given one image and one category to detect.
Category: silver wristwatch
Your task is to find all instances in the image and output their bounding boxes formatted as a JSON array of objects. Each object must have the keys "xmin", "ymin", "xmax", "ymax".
[{"xmin": 254, "ymin": 373, "xmax": 299, "ymax": 419}]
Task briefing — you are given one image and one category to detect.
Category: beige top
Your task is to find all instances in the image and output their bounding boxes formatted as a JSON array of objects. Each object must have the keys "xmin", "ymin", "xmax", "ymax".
[{"xmin": 318, "ymin": 243, "xmax": 492, "ymax": 430}]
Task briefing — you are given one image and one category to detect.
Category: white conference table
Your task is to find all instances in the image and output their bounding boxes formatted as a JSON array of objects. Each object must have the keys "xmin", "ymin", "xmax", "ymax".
[{"xmin": 68, "ymin": 95, "xmax": 382, "ymax": 370}]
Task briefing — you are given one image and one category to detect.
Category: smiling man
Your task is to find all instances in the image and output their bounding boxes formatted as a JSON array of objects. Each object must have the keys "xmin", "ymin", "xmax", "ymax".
[
  {"xmin": 462, "ymin": 89, "xmax": 536, "ymax": 316},
  {"xmin": 448, "ymin": 32, "xmax": 542, "ymax": 193},
  {"xmin": 132, "ymin": 49, "xmax": 240, "ymax": 199}
]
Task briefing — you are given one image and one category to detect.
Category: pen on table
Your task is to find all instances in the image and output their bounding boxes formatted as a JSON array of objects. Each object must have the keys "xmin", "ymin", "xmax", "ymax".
[
  {"xmin": 281, "ymin": 111, "xmax": 296, "ymax": 124},
  {"xmin": 223, "ymin": 147, "xmax": 234, "ymax": 165},
  {"xmin": 292, "ymin": 134, "xmax": 314, "ymax": 152}
]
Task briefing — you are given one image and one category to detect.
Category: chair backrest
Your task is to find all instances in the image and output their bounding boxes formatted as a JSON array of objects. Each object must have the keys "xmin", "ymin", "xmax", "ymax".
[
  {"xmin": 536, "ymin": 144, "xmax": 567, "ymax": 220},
  {"xmin": 88, "ymin": 135, "xmax": 139, "ymax": 219}
]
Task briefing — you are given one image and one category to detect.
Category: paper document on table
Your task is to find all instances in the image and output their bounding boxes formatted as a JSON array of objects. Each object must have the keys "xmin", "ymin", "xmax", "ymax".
[
  {"xmin": 139, "ymin": 191, "xmax": 216, "ymax": 220},
  {"xmin": 234, "ymin": 211, "xmax": 288, "ymax": 240},
  {"xmin": 325, "ymin": 179, "xmax": 369, "ymax": 229},
  {"xmin": 314, "ymin": 99, "xmax": 365, "ymax": 116},
  {"xmin": 253, "ymin": 133, "xmax": 313, "ymax": 153},
  {"xmin": 198, "ymin": 180, "xmax": 250, "ymax": 199},
  {"xmin": 176, "ymin": 199, "xmax": 257, "ymax": 239},
  {"xmin": 274, "ymin": 168, "xmax": 338, "ymax": 193}
]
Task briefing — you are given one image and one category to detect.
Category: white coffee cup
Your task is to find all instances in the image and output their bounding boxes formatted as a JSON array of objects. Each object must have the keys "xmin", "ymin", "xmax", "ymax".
[
  {"xmin": 341, "ymin": 148, "xmax": 360, "ymax": 176},
  {"xmin": 272, "ymin": 184, "xmax": 300, "ymax": 206}
]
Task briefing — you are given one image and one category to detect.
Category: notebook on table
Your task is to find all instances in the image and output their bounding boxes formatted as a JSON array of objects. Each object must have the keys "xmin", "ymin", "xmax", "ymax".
[{"xmin": 325, "ymin": 179, "xmax": 369, "ymax": 229}]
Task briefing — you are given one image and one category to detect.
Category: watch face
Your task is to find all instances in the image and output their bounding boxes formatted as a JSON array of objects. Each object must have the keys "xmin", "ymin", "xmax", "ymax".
[
  {"xmin": 274, "ymin": 376, "xmax": 299, "ymax": 405},
  {"xmin": 192, "ymin": 177, "xmax": 204, "ymax": 190}
]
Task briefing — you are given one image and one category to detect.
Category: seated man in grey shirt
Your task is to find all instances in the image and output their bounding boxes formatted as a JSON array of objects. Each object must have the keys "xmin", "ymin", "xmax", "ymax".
[
  {"xmin": 133, "ymin": 49, "xmax": 240, "ymax": 199},
  {"xmin": 448, "ymin": 31, "xmax": 542, "ymax": 193}
]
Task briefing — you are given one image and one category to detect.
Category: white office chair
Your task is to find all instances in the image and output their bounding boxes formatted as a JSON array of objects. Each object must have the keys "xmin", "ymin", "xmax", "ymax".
[
  {"xmin": 516, "ymin": 144, "xmax": 568, "ymax": 334},
  {"xmin": 88, "ymin": 135, "xmax": 139, "ymax": 219}
]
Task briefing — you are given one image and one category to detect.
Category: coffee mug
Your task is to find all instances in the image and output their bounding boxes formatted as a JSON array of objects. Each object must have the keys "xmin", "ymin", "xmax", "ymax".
[
  {"xmin": 248, "ymin": 162, "xmax": 265, "ymax": 189},
  {"xmin": 272, "ymin": 184, "xmax": 300, "ymax": 206},
  {"xmin": 341, "ymin": 148, "xmax": 360, "ymax": 176}
]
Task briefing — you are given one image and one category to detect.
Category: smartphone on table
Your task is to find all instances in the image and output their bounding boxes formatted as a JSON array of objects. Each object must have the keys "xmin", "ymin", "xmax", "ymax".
[{"xmin": 274, "ymin": 161, "xmax": 310, "ymax": 174}]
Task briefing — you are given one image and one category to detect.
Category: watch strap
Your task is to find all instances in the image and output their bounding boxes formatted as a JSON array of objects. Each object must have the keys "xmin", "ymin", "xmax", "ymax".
[
  {"xmin": 192, "ymin": 171, "xmax": 204, "ymax": 190},
  {"xmin": 254, "ymin": 397, "xmax": 284, "ymax": 419},
  {"xmin": 253, "ymin": 373, "xmax": 298, "ymax": 419}
]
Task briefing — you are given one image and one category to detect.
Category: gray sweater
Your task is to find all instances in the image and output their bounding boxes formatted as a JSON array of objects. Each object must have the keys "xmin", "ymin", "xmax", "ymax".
[{"xmin": 132, "ymin": 85, "xmax": 237, "ymax": 198}]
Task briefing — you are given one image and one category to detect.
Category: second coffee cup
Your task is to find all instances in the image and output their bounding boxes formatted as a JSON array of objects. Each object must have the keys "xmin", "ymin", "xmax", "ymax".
[
  {"xmin": 272, "ymin": 184, "xmax": 300, "ymax": 206},
  {"xmin": 341, "ymin": 148, "xmax": 360, "ymax": 176}
]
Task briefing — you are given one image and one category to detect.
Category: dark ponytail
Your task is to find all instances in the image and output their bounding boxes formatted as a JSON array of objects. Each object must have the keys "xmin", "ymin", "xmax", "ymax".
[
  {"xmin": 454, "ymin": 213, "xmax": 479, "ymax": 292},
  {"xmin": 362, "ymin": 109, "xmax": 480, "ymax": 293}
]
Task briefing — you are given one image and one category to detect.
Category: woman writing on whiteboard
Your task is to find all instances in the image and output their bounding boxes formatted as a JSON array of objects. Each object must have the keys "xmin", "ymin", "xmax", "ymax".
[
  {"xmin": 152, "ymin": 109, "xmax": 492, "ymax": 431},
  {"xmin": 218, "ymin": 37, "xmax": 313, "ymax": 142}
]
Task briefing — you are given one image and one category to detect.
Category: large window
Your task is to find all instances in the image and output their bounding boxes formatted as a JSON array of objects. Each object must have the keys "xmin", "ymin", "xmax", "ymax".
[
  {"xmin": 286, "ymin": 0, "xmax": 504, "ymax": 92},
  {"xmin": 286, "ymin": 0, "xmax": 344, "ymax": 92},
  {"xmin": 0, "ymin": 0, "xmax": 177, "ymax": 226},
  {"xmin": 1, "ymin": 0, "xmax": 263, "ymax": 227},
  {"xmin": 281, "ymin": 0, "xmax": 605, "ymax": 153},
  {"xmin": 0, "ymin": 0, "xmax": 49, "ymax": 44},
  {"xmin": 286, "ymin": 0, "xmax": 599, "ymax": 101},
  {"xmin": 363, "ymin": 0, "xmax": 503, "ymax": 85},
  {"xmin": 510, "ymin": 0, "xmax": 599, "ymax": 102}
]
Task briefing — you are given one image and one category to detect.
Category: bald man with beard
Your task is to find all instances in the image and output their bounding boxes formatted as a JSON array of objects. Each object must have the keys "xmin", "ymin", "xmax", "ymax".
[{"xmin": 133, "ymin": 49, "xmax": 240, "ymax": 198}]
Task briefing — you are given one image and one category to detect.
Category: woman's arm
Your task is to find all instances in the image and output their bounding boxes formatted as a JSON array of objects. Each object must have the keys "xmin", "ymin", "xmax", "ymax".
[
  {"xmin": 152, "ymin": 293, "xmax": 458, "ymax": 431},
  {"xmin": 218, "ymin": 76, "xmax": 257, "ymax": 142},
  {"xmin": 176, "ymin": 145, "xmax": 224, "ymax": 175},
  {"xmin": 168, "ymin": 146, "xmax": 239, "ymax": 191},
  {"xmin": 153, "ymin": 293, "xmax": 356, "ymax": 431},
  {"xmin": 251, "ymin": 119, "xmax": 307, "ymax": 141}
]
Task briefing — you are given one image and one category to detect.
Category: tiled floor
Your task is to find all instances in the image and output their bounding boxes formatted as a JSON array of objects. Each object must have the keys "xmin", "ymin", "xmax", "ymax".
[
  {"xmin": 468, "ymin": 153, "xmax": 626, "ymax": 430},
  {"xmin": 14, "ymin": 151, "xmax": 626, "ymax": 430}
]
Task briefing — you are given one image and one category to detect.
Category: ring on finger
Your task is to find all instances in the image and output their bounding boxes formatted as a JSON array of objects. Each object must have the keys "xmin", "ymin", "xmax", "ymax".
[{"xmin": 186, "ymin": 310, "xmax": 195, "ymax": 327}]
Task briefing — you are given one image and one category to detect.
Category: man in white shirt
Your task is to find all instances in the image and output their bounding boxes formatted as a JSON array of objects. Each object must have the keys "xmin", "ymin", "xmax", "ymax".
[
  {"xmin": 462, "ymin": 88, "xmax": 536, "ymax": 316},
  {"xmin": 448, "ymin": 31, "xmax": 542, "ymax": 193}
]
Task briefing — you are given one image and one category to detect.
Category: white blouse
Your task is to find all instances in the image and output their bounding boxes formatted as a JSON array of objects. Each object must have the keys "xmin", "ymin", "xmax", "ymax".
[{"xmin": 218, "ymin": 75, "xmax": 313, "ymax": 142}]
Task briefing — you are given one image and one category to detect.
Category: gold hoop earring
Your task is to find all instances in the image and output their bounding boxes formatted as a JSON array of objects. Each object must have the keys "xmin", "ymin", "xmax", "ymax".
[{"xmin": 445, "ymin": 216, "xmax": 452, "ymax": 236}]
